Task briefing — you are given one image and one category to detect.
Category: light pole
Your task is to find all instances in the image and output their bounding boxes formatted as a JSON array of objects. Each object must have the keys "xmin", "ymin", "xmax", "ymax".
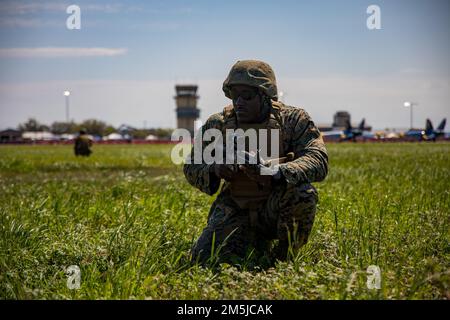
[
  {"xmin": 404, "ymin": 101, "xmax": 418, "ymax": 129},
  {"xmin": 64, "ymin": 90, "xmax": 71, "ymax": 122}
]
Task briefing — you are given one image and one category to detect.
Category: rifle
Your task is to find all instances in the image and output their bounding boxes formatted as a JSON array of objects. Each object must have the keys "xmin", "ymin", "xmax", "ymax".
[
  {"xmin": 236, "ymin": 149, "xmax": 295, "ymax": 176},
  {"xmin": 218, "ymin": 133, "xmax": 295, "ymax": 176}
]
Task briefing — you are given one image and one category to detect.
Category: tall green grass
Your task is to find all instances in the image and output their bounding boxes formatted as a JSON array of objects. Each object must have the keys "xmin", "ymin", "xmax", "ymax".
[{"xmin": 0, "ymin": 143, "xmax": 448, "ymax": 299}]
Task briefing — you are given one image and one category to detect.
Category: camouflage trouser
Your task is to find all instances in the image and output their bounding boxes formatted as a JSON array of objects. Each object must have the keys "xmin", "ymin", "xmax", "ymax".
[{"xmin": 191, "ymin": 181, "xmax": 318, "ymax": 264}]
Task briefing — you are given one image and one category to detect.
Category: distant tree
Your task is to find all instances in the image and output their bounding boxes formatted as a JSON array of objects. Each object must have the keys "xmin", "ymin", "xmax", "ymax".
[
  {"xmin": 18, "ymin": 118, "xmax": 50, "ymax": 132},
  {"xmin": 154, "ymin": 128, "xmax": 174, "ymax": 139},
  {"xmin": 145, "ymin": 128, "xmax": 173, "ymax": 139},
  {"xmin": 16, "ymin": 118, "xmax": 173, "ymax": 139},
  {"xmin": 104, "ymin": 126, "xmax": 117, "ymax": 136},
  {"xmin": 50, "ymin": 121, "xmax": 80, "ymax": 134},
  {"xmin": 79, "ymin": 119, "xmax": 115, "ymax": 136},
  {"xmin": 132, "ymin": 129, "xmax": 151, "ymax": 139}
]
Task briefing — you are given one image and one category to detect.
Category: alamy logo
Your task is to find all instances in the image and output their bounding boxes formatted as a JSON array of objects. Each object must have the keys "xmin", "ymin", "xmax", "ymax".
[
  {"xmin": 66, "ymin": 265, "xmax": 81, "ymax": 290},
  {"xmin": 366, "ymin": 265, "xmax": 381, "ymax": 289},
  {"xmin": 366, "ymin": 5, "xmax": 381, "ymax": 30},
  {"xmin": 171, "ymin": 127, "xmax": 282, "ymax": 176},
  {"xmin": 66, "ymin": 5, "xmax": 81, "ymax": 30}
]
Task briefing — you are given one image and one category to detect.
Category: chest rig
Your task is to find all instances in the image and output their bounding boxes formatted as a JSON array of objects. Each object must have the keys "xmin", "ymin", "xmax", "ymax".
[{"xmin": 221, "ymin": 101, "xmax": 285, "ymax": 210}]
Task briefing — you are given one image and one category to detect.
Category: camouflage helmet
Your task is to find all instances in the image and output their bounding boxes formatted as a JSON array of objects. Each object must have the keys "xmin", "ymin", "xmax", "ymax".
[{"xmin": 223, "ymin": 60, "xmax": 278, "ymax": 101}]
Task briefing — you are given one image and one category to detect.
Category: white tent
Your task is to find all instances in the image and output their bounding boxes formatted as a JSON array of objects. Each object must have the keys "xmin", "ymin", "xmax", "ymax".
[
  {"xmin": 60, "ymin": 133, "xmax": 76, "ymax": 140},
  {"xmin": 22, "ymin": 131, "xmax": 58, "ymax": 141},
  {"xmin": 104, "ymin": 133, "xmax": 123, "ymax": 140},
  {"xmin": 145, "ymin": 134, "xmax": 158, "ymax": 141}
]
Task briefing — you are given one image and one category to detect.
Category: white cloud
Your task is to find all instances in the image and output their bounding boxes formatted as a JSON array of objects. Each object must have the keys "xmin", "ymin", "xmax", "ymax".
[
  {"xmin": 129, "ymin": 21, "xmax": 181, "ymax": 31},
  {"xmin": 80, "ymin": 4, "xmax": 124, "ymax": 14},
  {"xmin": 0, "ymin": 2, "xmax": 128, "ymax": 15},
  {"xmin": 0, "ymin": 17, "xmax": 61, "ymax": 28},
  {"xmin": 0, "ymin": 2, "xmax": 66, "ymax": 15},
  {"xmin": 0, "ymin": 47, "xmax": 128, "ymax": 58}
]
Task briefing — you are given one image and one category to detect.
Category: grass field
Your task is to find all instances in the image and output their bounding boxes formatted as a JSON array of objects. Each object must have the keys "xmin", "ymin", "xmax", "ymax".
[{"xmin": 0, "ymin": 143, "xmax": 449, "ymax": 299}]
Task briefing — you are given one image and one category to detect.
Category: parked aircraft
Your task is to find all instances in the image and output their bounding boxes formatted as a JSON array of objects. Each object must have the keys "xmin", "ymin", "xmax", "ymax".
[{"xmin": 405, "ymin": 118, "xmax": 446, "ymax": 141}]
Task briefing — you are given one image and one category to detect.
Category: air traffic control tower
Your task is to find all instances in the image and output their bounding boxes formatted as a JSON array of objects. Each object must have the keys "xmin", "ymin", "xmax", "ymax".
[{"xmin": 175, "ymin": 85, "xmax": 200, "ymax": 136}]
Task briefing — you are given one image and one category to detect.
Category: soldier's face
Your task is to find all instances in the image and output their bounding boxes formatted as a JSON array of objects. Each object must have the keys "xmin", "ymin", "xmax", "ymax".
[{"xmin": 230, "ymin": 85, "xmax": 262, "ymax": 123}]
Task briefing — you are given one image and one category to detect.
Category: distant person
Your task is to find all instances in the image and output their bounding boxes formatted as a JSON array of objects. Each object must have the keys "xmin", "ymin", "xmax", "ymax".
[
  {"xmin": 74, "ymin": 129, "xmax": 93, "ymax": 157},
  {"xmin": 184, "ymin": 60, "xmax": 328, "ymax": 266}
]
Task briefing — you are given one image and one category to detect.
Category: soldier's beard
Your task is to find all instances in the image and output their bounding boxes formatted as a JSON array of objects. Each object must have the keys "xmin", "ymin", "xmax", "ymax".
[
  {"xmin": 236, "ymin": 95, "xmax": 271, "ymax": 124},
  {"xmin": 255, "ymin": 95, "xmax": 272, "ymax": 123}
]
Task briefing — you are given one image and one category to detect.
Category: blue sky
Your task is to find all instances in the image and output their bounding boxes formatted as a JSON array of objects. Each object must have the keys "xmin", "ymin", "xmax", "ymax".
[{"xmin": 0, "ymin": 0, "xmax": 449, "ymax": 130}]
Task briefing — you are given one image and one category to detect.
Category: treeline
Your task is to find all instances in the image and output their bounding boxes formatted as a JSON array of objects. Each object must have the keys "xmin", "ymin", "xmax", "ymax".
[{"xmin": 17, "ymin": 118, "xmax": 174, "ymax": 139}]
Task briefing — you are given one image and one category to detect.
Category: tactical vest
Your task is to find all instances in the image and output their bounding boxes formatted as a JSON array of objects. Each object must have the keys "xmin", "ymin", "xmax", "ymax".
[{"xmin": 221, "ymin": 101, "xmax": 285, "ymax": 209}]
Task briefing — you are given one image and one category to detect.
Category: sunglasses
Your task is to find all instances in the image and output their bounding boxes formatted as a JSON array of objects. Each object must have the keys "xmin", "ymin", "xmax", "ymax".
[{"xmin": 230, "ymin": 87, "xmax": 259, "ymax": 101}]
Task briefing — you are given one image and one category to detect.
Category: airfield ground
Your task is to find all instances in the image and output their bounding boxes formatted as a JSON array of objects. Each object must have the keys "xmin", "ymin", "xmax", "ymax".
[{"xmin": 0, "ymin": 143, "xmax": 448, "ymax": 299}]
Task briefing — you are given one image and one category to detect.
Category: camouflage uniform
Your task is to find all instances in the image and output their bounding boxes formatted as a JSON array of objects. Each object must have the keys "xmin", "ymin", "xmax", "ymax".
[
  {"xmin": 74, "ymin": 133, "xmax": 93, "ymax": 157},
  {"xmin": 184, "ymin": 60, "xmax": 328, "ymax": 264}
]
